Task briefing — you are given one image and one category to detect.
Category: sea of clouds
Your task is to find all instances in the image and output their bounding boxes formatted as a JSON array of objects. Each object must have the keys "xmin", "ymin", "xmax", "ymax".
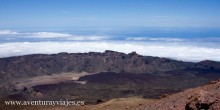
[{"xmin": 0, "ymin": 30, "xmax": 220, "ymax": 62}]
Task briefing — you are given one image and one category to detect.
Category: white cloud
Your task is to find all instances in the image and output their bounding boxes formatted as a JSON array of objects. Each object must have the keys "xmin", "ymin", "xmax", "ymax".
[
  {"xmin": 0, "ymin": 30, "xmax": 18, "ymax": 35},
  {"xmin": 27, "ymin": 32, "xmax": 108, "ymax": 40},
  {"xmin": 126, "ymin": 37, "xmax": 184, "ymax": 42},
  {"xmin": 0, "ymin": 30, "xmax": 108, "ymax": 41},
  {"xmin": 27, "ymin": 32, "xmax": 72, "ymax": 38},
  {"xmin": 0, "ymin": 41, "xmax": 220, "ymax": 62},
  {"xmin": 66, "ymin": 35, "xmax": 109, "ymax": 41}
]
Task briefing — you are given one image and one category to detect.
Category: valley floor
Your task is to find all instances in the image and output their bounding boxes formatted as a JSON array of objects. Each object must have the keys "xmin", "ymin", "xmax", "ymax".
[{"xmin": 1, "ymin": 78, "xmax": 220, "ymax": 110}]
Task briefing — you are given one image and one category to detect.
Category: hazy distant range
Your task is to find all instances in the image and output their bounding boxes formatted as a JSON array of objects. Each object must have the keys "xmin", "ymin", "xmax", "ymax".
[{"xmin": 0, "ymin": 27, "xmax": 220, "ymax": 62}]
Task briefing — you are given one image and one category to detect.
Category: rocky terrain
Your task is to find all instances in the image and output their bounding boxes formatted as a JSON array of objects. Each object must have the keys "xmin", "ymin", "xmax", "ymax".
[
  {"xmin": 0, "ymin": 50, "xmax": 194, "ymax": 81},
  {"xmin": 1, "ymin": 79, "xmax": 220, "ymax": 110},
  {"xmin": 0, "ymin": 50, "xmax": 220, "ymax": 109},
  {"xmin": 136, "ymin": 79, "xmax": 220, "ymax": 110},
  {"xmin": 1, "ymin": 50, "xmax": 219, "ymax": 81}
]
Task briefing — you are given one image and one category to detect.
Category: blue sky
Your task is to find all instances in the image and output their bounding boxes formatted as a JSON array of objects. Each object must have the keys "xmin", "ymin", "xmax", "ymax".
[{"xmin": 1, "ymin": 0, "xmax": 220, "ymax": 28}]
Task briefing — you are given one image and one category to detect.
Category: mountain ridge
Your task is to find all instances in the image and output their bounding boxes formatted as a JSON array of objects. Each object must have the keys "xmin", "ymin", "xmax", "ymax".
[{"xmin": 1, "ymin": 50, "xmax": 219, "ymax": 81}]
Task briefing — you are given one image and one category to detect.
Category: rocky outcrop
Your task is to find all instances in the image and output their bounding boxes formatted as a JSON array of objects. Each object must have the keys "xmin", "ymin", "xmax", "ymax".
[
  {"xmin": 185, "ymin": 90, "xmax": 217, "ymax": 110},
  {"xmin": 194, "ymin": 60, "xmax": 220, "ymax": 70},
  {"xmin": 137, "ymin": 79, "xmax": 220, "ymax": 110}
]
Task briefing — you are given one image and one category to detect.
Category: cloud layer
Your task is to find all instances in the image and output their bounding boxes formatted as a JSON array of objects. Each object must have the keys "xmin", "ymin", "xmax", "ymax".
[
  {"xmin": 0, "ymin": 30, "xmax": 18, "ymax": 35},
  {"xmin": 0, "ymin": 30, "xmax": 220, "ymax": 62},
  {"xmin": 126, "ymin": 37, "xmax": 184, "ymax": 42},
  {"xmin": 0, "ymin": 41, "xmax": 220, "ymax": 62},
  {"xmin": 0, "ymin": 30, "xmax": 108, "ymax": 41}
]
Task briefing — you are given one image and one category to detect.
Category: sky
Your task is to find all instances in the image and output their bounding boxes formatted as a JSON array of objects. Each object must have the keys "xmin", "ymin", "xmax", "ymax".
[
  {"xmin": 0, "ymin": 0, "xmax": 220, "ymax": 62},
  {"xmin": 0, "ymin": 0, "xmax": 220, "ymax": 28}
]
